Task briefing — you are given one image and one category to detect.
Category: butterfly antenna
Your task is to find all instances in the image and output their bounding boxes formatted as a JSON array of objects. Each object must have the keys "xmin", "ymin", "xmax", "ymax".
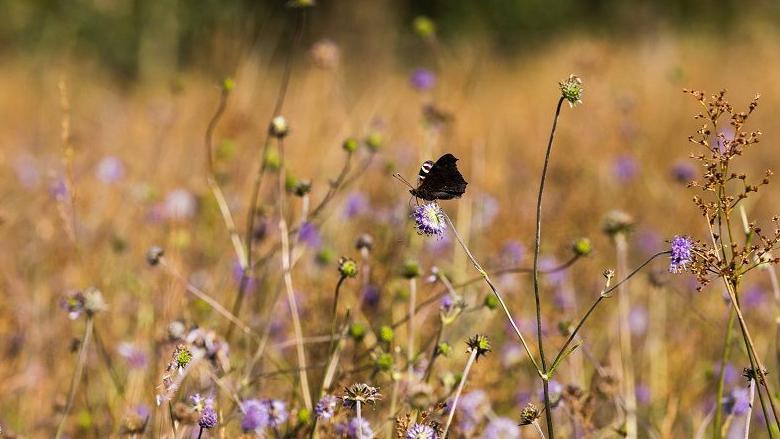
[{"xmin": 393, "ymin": 172, "xmax": 414, "ymax": 190}]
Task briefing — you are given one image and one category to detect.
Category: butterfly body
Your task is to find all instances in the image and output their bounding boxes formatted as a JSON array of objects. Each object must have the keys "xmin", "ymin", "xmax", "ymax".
[{"xmin": 409, "ymin": 153, "xmax": 468, "ymax": 201}]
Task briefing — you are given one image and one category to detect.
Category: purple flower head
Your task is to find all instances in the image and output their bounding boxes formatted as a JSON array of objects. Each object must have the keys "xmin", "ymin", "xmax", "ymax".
[
  {"xmin": 613, "ymin": 154, "xmax": 639, "ymax": 183},
  {"xmin": 49, "ymin": 178, "xmax": 69, "ymax": 201},
  {"xmin": 539, "ymin": 380, "xmax": 564, "ymax": 408},
  {"xmin": 713, "ymin": 362, "xmax": 739, "ymax": 386},
  {"xmin": 636, "ymin": 384, "xmax": 651, "ymax": 405},
  {"xmin": 406, "ymin": 423, "xmax": 437, "ymax": 439},
  {"xmin": 96, "ymin": 156, "xmax": 126, "ymax": 184},
  {"xmin": 501, "ymin": 343, "xmax": 524, "ymax": 368},
  {"xmin": 723, "ymin": 387, "xmax": 751, "ymax": 416},
  {"xmin": 636, "ymin": 229, "xmax": 663, "ymax": 255},
  {"xmin": 742, "ymin": 284, "xmax": 765, "ymax": 308},
  {"xmin": 61, "ymin": 291, "xmax": 85, "ymax": 320},
  {"xmin": 14, "ymin": 154, "xmax": 40, "ymax": 188},
  {"xmin": 412, "ymin": 203, "xmax": 447, "ymax": 238},
  {"xmin": 481, "ymin": 417, "xmax": 519, "ymax": 438},
  {"xmin": 315, "ymin": 394, "xmax": 338, "ymax": 420},
  {"xmin": 671, "ymin": 161, "xmax": 696, "ymax": 183},
  {"xmin": 629, "ymin": 306, "xmax": 648, "ymax": 336},
  {"xmin": 298, "ymin": 222, "xmax": 322, "ymax": 248},
  {"xmin": 669, "ymin": 235, "xmax": 694, "ymax": 273},
  {"xmin": 455, "ymin": 390, "xmax": 490, "ymax": 434},
  {"xmin": 410, "ymin": 68, "xmax": 436, "ymax": 91},
  {"xmin": 240, "ymin": 399, "xmax": 269, "ymax": 432},
  {"xmin": 164, "ymin": 188, "xmax": 197, "ymax": 221},
  {"xmin": 540, "ymin": 256, "xmax": 567, "ymax": 285},
  {"xmin": 199, "ymin": 405, "xmax": 218, "ymax": 429},
  {"xmin": 232, "ymin": 260, "xmax": 256, "ymax": 292},
  {"xmin": 440, "ymin": 294, "xmax": 454, "ymax": 313},
  {"xmin": 117, "ymin": 342, "xmax": 148, "ymax": 369},
  {"xmin": 343, "ymin": 192, "xmax": 369, "ymax": 219},
  {"xmin": 348, "ymin": 417, "xmax": 374, "ymax": 438},
  {"xmin": 502, "ymin": 241, "xmax": 526, "ymax": 265},
  {"xmin": 265, "ymin": 399, "xmax": 288, "ymax": 427}
]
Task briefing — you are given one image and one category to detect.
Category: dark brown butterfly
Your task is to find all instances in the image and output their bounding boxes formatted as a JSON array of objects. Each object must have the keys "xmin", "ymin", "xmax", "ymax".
[{"xmin": 396, "ymin": 153, "xmax": 468, "ymax": 201}]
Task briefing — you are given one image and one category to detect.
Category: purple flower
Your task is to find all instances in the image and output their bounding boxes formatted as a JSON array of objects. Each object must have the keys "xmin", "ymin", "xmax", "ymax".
[
  {"xmin": 412, "ymin": 203, "xmax": 447, "ymax": 238},
  {"xmin": 723, "ymin": 387, "xmax": 751, "ymax": 416},
  {"xmin": 539, "ymin": 380, "xmax": 563, "ymax": 408},
  {"xmin": 13, "ymin": 154, "xmax": 40, "ymax": 188},
  {"xmin": 410, "ymin": 68, "xmax": 436, "ymax": 91},
  {"xmin": 343, "ymin": 192, "xmax": 369, "ymax": 219},
  {"xmin": 669, "ymin": 236, "xmax": 694, "ymax": 273},
  {"xmin": 406, "ymin": 423, "xmax": 437, "ymax": 439},
  {"xmin": 540, "ymin": 256, "xmax": 567, "ymax": 285},
  {"xmin": 742, "ymin": 284, "xmax": 765, "ymax": 308},
  {"xmin": 440, "ymin": 294, "xmax": 454, "ymax": 313},
  {"xmin": 164, "ymin": 188, "xmax": 197, "ymax": 221},
  {"xmin": 629, "ymin": 306, "xmax": 648, "ymax": 336},
  {"xmin": 298, "ymin": 222, "xmax": 322, "ymax": 248},
  {"xmin": 456, "ymin": 390, "xmax": 490, "ymax": 434},
  {"xmin": 199, "ymin": 405, "xmax": 218, "ymax": 429},
  {"xmin": 265, "ymin": 400, "xmax": 288, "ymax": 427},
  {"xmin": 61, "ymin": 291, "xmax": 85, "ymax": 320},
  {"xmin": 315, "ymin": 394, "xmax": 338, "ymax": 420},
  {"xmin": 636, "ymin": 384, "xmax": 651, "ymax": 405},
  {"xmin": 240, "ymin": 399, "xmax": 269, "ymax": 432},
  {"xmin": 232, "ymin": 260, "xmax": 256, "ymax": 293},
  {"xmin": 481, "ymin": 417, "xmax": 519, "ymax": 438},
  {"xmin": 714, "ymin": 362, "xmax": 739, "ymax": 386},
  {"xmin": 347, "ymin": 417, "xmax": 374, "ymax": 438},
  {"xmin": 501, "ymin": 241, "xmax": 525, "ymax": 265},
  {"xmin": 636, "ymin": 229, "xmax": 663, "ymax": 255},
  {"xmin": 117, "ymin": 342, "xmax": 148, "ymax": 369},
  {"xmin": 671, "ymin": 161, "xmax": 696, "ymax": 183},
  {"xmin": 613, "ymin": 154, "xmax": 639, "ymax": 183},
  {"xmin": 361, "ymin": 284, "xmax": 380, "ymax": 309},
  {"xmin": 49, "ymin": 178, "xmax": 69, "ymax": 201},
  {"xmin": 96, "ymin": 156, "xmax": 126, "ymax": 184}
]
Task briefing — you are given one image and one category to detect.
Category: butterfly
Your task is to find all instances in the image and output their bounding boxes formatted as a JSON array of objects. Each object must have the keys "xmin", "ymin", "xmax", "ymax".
[{"xmin": 395, "ymin": 153, "xmax": 468, "ymax": 202}]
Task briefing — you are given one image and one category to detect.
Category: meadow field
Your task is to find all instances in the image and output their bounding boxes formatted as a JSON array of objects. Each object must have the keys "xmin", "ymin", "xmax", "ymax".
[{"xmin": 4, "ymin": 3, "xmax": 780, "ymax": 438}]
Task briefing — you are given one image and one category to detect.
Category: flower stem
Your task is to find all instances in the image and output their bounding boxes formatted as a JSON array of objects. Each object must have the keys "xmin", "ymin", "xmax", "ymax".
[
  {"xmin": 54, "ymin": 316, "xmax": 94, "ymax": 439},
  {"xmin": 442, "ymin": 348, "xmax": 478, "ymax": 438},
  {"xmin": 713, "ymin": 308, "xmax": 736, "ymax": 438},
  {"xmin": 615, "ymin": 234, "xmax": 638, "ymax": 438},
  {"xmin": 408, "ymin": 277, "xmax": 417, "ymax": 380},
  {"xmin": 356, "ymin": 401, "xmax": 363, "ymax": 439},
  {"xmin": 441, "ymin": 211, "xmax": 542, "ymax": 376},
  {"xmin": 531, "ymin": 95, "xmax": 565, "ymax": 438},
  {"xmin": 745, "ymin": 375, "xmax": 757, "ymax": 439}
]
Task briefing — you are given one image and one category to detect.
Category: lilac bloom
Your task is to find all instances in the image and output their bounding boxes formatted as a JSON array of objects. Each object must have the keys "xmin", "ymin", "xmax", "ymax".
[
  {"xmin": 96, "ymin": 156, "xmax": 126, "ymax": 184},
  {"xmin": 410, "ymin": 68, "xmax": 436, "ymax": 91}
]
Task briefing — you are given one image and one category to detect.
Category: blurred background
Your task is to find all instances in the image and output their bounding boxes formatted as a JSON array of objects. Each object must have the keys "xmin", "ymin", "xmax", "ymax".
[{"xmin": 3, "ymin": 0, "xmax": 780, "ymax": 437}]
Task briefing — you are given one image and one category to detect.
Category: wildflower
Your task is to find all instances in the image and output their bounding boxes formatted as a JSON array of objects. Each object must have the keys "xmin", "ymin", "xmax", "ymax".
[
  {"xmin": 671, "ymin": 161, "xmax": 696, "ymax": 183},
  {"xmin": 61, "ymin": 288, "xmax": 107, "ymax": 319},
  {"xmin": 170, "ymin": 344, "xmax": 193, "ymax": 374},
  {"xmin": 481, "ymin": 417, "xmax": 520, "ymax": 438},
  {"xmin": 311, "ymin": 39, "xmax": 340, "ymax": 69},
  {"xmin": 669, "ymin": 235, "xmax": 694, "ymax": 273},
  {"xmin": 266, "ymin": 399, "xmax": 288, "ymax": 427},
  {"xmin": 502, "ymin": 241, "xmax": 526, "ymax": 264},
  {"xmin": 406, "ymin": 423, "xmax": 437, "ymax": 439},
  {"xmin": 61, "ymin": 291, "xmax": 86, "ymax": 320},
  {"xmin": 412, "ymin": 203, "xmax": 447, "ymax": 238},
  {"xmin": 365, "ymin": 132, "xmax": 383, "ymax": 151},
  {"xmin": 572, "ymin": 237, "xmax": 592, "ymax": 256},
  {"xmin": 412, "ymin": 16, "xmax": 436, "ymax": 39},
  {"xmin": 629, "ymin": 306, "xmax": 648, "ymax": 336},
  {"xmin": 196, "ymin": 398, "xmax": 217, "ymax": 429},
  {"xmin": 343, "ymin": 137, "xmax": 359, "ymax": 153},
  {"xmin": 613, "ymin": 154, "xmax": 639, "ymax": 183},
  {"xmin": 315, "ymin": 394, "xmax": 338, "ymax": 420},
  {"xmin": 349, "ymin": 323, "xmax": 366, "ymax": 341},
  {"xmin": 343, "ymin": 192, "xmax": 369, "ymax": 218},
  {"xmin": 559, "ymin": 74, "xmax": 583, "ymax": 107},
  {"xmin": 466, "ymin": 334, "xmax": 491, "ymax": 360},
  {"xmin": 163, "ymin": 189, "xmax": 197, "ymax": 221},
  {"xmin": 401, "ymin": 259, "xmax": 421, "ymax": 279},
  {"xmin": 456, "ymin": 390, "xmax": 490, "ymax": 434},
  {"xmin": 723, "ymin": 387, "xmax": 751, "ymax": 416},
  {"xmin": 298, "ymin": 222, "xmax": 322, "ymax": 248},
  {"xmin": 355, "ymin": 233, "xmax": 374, "ymax": 252},
  {"xmin": 96, "ymin": 156, "xmax": 126, "ymax": 184},
  {"xmin": 119, "ymin": 405, "xmax": 150, "ymax": 435},
  {"xmin": 240, "ymin": 399, "xmax": 269, "ymax": 432},
  {"xmin": 117, "ymin": 342, "xmax": 148, "ymax": 369},
  {"xmin": 342, "ymin": 383, "xmax": 382, "ymax": 409},
  {"xmin": 602, "ymin": 210, "xmax": 634, "ymax": 237},
  {"xmin": 269, "ymin": 116, "xmax": 289, "ymax": 138},
  {"xmin": 518, "ymin": 402, "xmax": 540, "ymax": 425},
  {"xmin": 338, "ymin": 257, "xmax": 359, "ymax": 278},
  {"xmin": 379, "ymin": 325, "xmax": 394, "ymax": 343},
  {"xmin": 347, "ymin": 417, "xmax": 374, "ymax": 439},
  {"xmin": 410, "ymin": 68, "xmax": 436, "ymax": 91}
]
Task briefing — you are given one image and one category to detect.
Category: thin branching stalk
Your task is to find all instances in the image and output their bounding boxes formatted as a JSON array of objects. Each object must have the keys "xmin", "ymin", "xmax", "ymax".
[
  {"xmin": 550, "ymin": 251, "xmax": 670, "ymax": 371},
  {"xmin": 54, "ymin": 316, "xmax": 94, "ymax": 439},
  {"xmin": 441, "ymin": 211, "xmax": 542, "ymax": 376},
  {"xmin": 204, "ymin": 85, "xmax": 247, "ymax": 269},
  {"xmin": 533, "ymin": 420, "xmax": 547, "ymax": 439},
  {"xmin": 356, "ymin": 401, "xmax": 363, "ymax": 439},
  {"xmin": 442, "ymin": 348, "xmax": 479, "ymax": 438},
  {"xmin": 532, "ymin": 95, "xmax": 565, "ymax": 437}
]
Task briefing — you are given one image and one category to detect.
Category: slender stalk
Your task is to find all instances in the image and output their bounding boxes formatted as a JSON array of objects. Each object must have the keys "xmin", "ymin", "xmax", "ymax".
[
  {"xmin": 197, "ymin": 427, "xmax": 204, "ymax": 439},
  {"xmin": 408, "ymin": 277, "xmax": 417, "ymax": 380},
  {"xmin": 531, "ymin": 96, "xmax": 565, "ymax": 438},
  {"xmin": 615, "ymin": 234, "xmax": 637, "ymax": 438},
  {"xmin": 532, "ymin": 420, "xmax": 547, "ymax": 439},
  {"xmin": 550, "ymin": 251, "xmax": 670, "ymax": 369},
  {"xmin": 442, "ymin": 348, "xmax": 478, "ymax": 438},
  {"xmin": 744, "ymin": 376, "xmax": 757, "ymax": 439},
  {"xmin": 713, "ymin": 308, "xmax": 736, "ymax": 438},
  {"xmin": 356, "ymin": 401, "xmax": 363, "ymax": 439},
  {"xmin": 54, "ymin": 316, "xmax": 94, "ymax": 439},
  {"xmin": 441, "ymin": 212, "xmax": 542, "ymax": 376}
]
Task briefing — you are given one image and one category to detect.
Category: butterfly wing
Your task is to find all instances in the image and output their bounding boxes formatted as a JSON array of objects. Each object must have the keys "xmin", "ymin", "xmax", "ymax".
[{"xmin": 412, "ymin": 153, "xmax": 468, "ymax": 201}]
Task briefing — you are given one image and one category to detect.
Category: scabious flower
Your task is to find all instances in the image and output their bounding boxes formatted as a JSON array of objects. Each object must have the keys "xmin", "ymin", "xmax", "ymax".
[
  {"xmin": 315, "ymin": 394, "xmax": 338, "ymax": 420},
  {"xmin": 613, "ymin": 154, "xmax": 639, "ymax": 183},
  {"xmin": 481, "ymin": 417, "xmax": 520, "ymax": 438},
  {"xmin": 347, "ymin": 417, "xmax": 374, "ymax": 439},
  {"xmin": 163, "ymin": 188, "xmax": 197, "ymax": 221},
  {"xmin": 406, "ymin": 423, "xmax": 437, "ymax": 439},
  {"xmin": 671, "ymin": 161, "xmax": 696, "ymax": 183},
  {"xmin": 96, "ymin": 156, "xmax": 126, "ymax": 184},
  {"xmin": 118, "ymin": 342, "xmax": 148, "ymax": 369},
  {"xmin": 343, "ymin": 192, "xmax": 369, "ymax": 219},
  {"xmin": 342, "ymin": 383, "xmax": 382, "ymax": 409},
  {"xmin": 240, "ymin": 399, "xmax": 269, "ymax": 432},
  {"xmin": 266, "ymin": 399, "xmax": 288, "ymax": 427},
  {"xmin": 410, "ymin": 68, "xmax": 436, "ymax": 91},
  {"xmin": 559, "ymin": 74, "xmax": 583, "ymax": 107},
  {"xmin": 669, "ymin": 235, "xmax": 694, "ymax": 273},
  {"xmin": 298, "ymin": 222, "xmax": 322, "ymax": 248},
  {"xmin": 456, "ymin": 390, "xmax": 490, "ymax": 434},
  {"xmin": 412, "ymin": 203, "xmax": 447, "ymax": 238},
  {"xmin": 192, "ymin": 395, "xmax": 217, "ymax": 429},
  {"xmin": 723, "ymin": 387, "xmax": 751, "ymax": 416}
]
